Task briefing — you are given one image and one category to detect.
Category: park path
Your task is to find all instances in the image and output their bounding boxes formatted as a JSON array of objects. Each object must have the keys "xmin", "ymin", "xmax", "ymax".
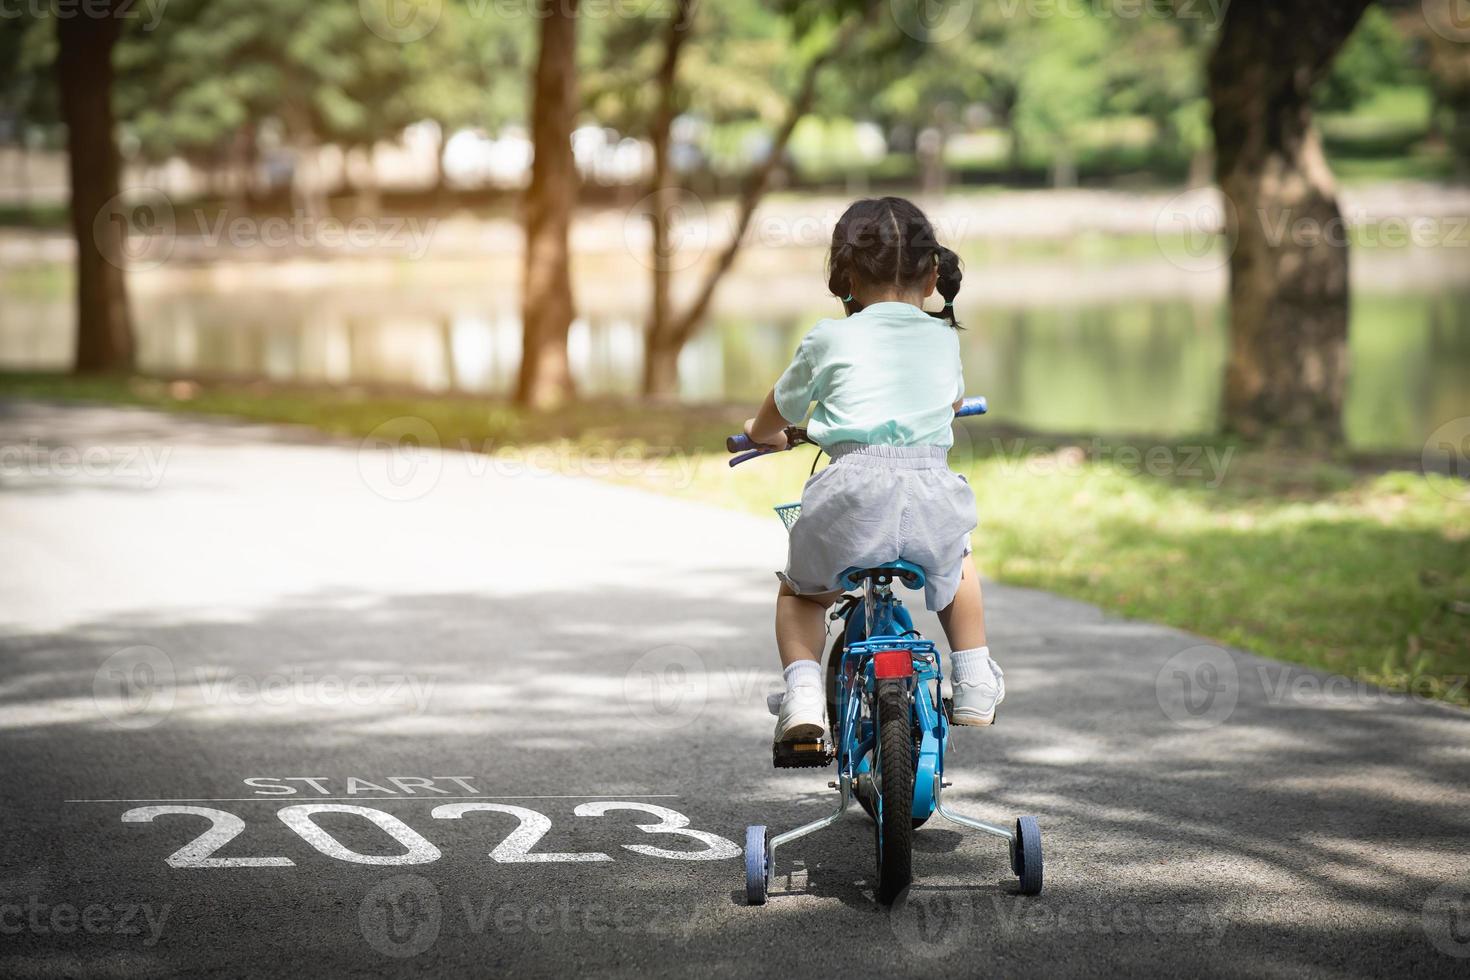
[{"xmin": 1, "ymin": 399, "xmax": 1467, "ymax": 979}]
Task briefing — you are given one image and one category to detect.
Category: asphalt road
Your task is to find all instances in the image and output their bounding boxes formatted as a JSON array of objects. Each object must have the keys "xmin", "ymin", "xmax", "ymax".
[{"xmin": 1, "ymin": 399, "xmax": 1468, "ymax": 979}]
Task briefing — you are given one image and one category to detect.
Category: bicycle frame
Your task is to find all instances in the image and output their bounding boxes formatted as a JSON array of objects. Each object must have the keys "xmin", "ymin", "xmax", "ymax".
[
  {"xmin": 765, "ymin": 572, "xmax": 1014, "ymax": 879},
  {"xmin": 736, "ymin": 393, "xmax": 1041, "ymax": 902}
]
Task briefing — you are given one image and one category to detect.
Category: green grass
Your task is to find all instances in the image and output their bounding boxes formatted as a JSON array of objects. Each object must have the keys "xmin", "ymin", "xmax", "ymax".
[{"xmin": 4, "ymin": 371, "xmax": 1467, "ymax": 706}]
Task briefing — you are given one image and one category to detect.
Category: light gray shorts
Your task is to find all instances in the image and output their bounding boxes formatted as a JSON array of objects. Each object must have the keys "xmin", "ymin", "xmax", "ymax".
[{"xmin": 777, "ymin": 443, "xmax": 977, "ymax": 611}]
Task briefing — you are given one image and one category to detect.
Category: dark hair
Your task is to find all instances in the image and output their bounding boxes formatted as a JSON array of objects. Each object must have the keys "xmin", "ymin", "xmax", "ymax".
[{"xmin": 825, "ymin": 196, "xmax": 963, "ymax": 327}]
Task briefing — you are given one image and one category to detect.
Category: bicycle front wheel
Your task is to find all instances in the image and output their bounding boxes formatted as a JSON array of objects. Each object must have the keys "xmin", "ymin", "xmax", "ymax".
[{"xmin": 873, "ymin": 679, "xmax": 914, "ymax": 904}]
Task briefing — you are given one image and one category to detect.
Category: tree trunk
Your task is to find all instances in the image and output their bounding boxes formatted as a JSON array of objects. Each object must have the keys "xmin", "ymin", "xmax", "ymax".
[
  {"xmin": 1423, "ymin": 2, "xmax": 1470, "ymax": 181},
  {"xmin": 57, "ymin": 6, "xmax": 134, "ymax": 373},
  {"xmin": 517, "ymin": 0, "xmax": 580, "ymax": 410},
  {"xmin": 1208, "ymin": 0, "xmax": 1372, "ymax": 444},
  {"xmin": 642, "ymin": 341, "xmax": 681, "ymax": 400},
  {"xmin": 641, "ymin": 0, "xmax": 878, "ymax": 398},
  {"xmin": 641, "ymin": 0, "xmax": 696, "ymax": 399}
]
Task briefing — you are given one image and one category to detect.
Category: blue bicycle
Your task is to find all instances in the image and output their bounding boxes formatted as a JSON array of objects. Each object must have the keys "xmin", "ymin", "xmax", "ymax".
[{"xmin": 726, "ymin": 396, "xmax": 1043, "ymax": 905}]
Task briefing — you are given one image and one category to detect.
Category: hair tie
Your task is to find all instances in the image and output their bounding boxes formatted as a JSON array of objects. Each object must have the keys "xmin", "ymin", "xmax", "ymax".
[
  {"xmin": 943, "ymin": 301, "xmax": 953, "ymax": 309},
  {"xmin": 843, "ymin": 294, "xmax": 853, "ymax": 303}
]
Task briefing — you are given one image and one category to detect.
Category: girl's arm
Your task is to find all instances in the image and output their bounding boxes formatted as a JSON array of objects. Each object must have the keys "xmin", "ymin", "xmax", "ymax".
[{"xmin": 743, "ymin": 389, "xmax": 794, "ymax": 451}]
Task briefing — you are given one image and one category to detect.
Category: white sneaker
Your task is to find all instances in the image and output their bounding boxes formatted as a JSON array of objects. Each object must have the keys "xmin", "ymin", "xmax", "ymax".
[
  {"xmin": 951, "ymin": 659, "xmax": 1005, "ymax": 726},
  {"xmin": 773, "ymin": 685, "xmax": 827, "ymax": 741}
]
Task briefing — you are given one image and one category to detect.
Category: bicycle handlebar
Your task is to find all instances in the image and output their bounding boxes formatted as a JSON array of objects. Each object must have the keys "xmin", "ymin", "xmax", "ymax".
[{"xmin": 725, "ymin": 396, "xmax": 987, "ymax": 466}]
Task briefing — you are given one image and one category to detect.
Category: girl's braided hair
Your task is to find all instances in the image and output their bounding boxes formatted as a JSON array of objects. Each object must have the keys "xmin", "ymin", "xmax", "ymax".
[{"xmin": 825, "ymin": 196, "xmax": 963, "ymax": 327}]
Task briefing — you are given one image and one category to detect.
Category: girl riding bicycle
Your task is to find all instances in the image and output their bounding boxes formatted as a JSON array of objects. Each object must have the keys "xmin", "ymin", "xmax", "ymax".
[{"xmin": 742, "ymin": 197, "xmax": 1004, "ymax": 744}]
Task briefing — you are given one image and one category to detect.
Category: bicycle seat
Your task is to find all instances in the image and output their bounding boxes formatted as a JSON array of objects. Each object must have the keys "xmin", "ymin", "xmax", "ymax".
[{"xmin": 840, "ymin": 560, "xmax": 927, "ymax": 591}]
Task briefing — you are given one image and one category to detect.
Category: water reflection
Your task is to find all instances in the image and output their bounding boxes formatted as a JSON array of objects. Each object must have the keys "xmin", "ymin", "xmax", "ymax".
[{"xmin": 3, "ymin": 262, "xmax": 1468, "ymax": 450}]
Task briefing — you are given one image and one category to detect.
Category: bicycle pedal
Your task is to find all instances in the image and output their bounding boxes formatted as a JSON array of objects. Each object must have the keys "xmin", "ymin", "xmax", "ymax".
[{"xmin": 772, "ymin": 737, "xmax": 835, "ymax": 769}]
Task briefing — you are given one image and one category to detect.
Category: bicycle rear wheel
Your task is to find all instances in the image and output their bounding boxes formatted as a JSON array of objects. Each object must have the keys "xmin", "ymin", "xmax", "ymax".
[{"xmin": 874, "ymin": 679, "xmax": 914, "ymax": 904}]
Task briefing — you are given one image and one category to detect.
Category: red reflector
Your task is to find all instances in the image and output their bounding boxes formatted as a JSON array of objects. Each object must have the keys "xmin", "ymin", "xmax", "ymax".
[{"xmin": 873, "ymin": 650, "xmax": 913, "ymax": 679}]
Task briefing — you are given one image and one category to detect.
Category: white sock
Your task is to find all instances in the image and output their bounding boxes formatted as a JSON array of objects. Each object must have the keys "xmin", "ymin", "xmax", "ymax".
[
  {"xmin": 951, "ymin": 646, "xmax": 992, "ymax": 685},
  {"xmin": 783, "ymin": 660, "xmax": 822, "ymax": 692}
]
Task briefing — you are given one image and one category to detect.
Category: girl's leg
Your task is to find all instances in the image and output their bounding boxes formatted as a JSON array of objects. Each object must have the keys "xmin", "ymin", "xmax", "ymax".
[
  {"xmin": 775, "ymin": 581, "xmax": 842, "ymax": 667},
  {"xmin": 936, "ymin": 554, "xmax": 987, "ymax": 650},
  {"xmin": 774, "ymin": 581, "xmax": 841, "ymax": 739},
  {"xmin": 938, "ymin": 554, "xmax": 1003, "ymax": 726}
]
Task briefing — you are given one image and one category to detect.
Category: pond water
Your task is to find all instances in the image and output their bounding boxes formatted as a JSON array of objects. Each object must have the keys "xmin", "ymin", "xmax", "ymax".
[{"xmin": 2, "ymin": 242, "xmax": 1467, "ymax": 450}]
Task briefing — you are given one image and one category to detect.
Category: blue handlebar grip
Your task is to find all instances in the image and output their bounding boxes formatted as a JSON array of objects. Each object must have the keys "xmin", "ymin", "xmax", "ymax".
[
  {"xmin": 726, "ymin": 433, "xmax": 756, "ymax": 453},
  {"xmin": 956, "ymin": 396, "xmax": 988, "ymax": 418},
  {"xmin": 728, "ymin": 448, "xmax": 766, "ymax": 467}
]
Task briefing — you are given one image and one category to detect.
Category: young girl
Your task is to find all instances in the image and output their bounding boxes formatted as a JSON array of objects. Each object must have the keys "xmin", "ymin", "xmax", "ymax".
[{"xmin": 742, "ymin": 197, "xmax": 1003, "ymax": 742}]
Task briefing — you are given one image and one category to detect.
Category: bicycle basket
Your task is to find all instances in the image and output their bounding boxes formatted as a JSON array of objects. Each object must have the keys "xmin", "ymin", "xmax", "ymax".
[{"xmin": 773, "ymin": 502, "xmax": 802, "ymax": 532}]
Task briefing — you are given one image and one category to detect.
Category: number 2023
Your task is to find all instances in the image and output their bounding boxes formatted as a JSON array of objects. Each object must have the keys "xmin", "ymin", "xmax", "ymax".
[{"xmin": 121, "ymin": 802, "xmax": 739, "ymax": 868}]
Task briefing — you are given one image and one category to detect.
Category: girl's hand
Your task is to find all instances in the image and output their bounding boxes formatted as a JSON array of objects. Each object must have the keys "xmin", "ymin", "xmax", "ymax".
[{"xmin": 743, "ymin": 417, "xmax": 787, "ymax": 452}]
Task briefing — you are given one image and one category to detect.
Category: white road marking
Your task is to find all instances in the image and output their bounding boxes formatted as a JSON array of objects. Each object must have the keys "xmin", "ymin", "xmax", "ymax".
[{"xmin": 67, "ymin": 794, "xmax": 680, "ymax": 803}]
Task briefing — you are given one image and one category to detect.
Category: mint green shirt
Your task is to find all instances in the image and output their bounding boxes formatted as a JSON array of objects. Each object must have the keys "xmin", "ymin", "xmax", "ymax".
[{"xmin": 773, "ymin": 301, "xmax": 965, "ymax": 448}]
